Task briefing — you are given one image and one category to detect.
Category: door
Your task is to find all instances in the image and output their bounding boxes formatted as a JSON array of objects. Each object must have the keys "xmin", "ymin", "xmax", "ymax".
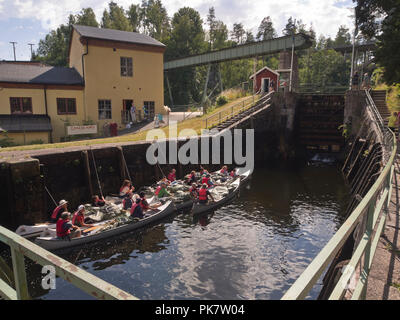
[
  {"xmin": 122, "ymin": 100, "xmax": 133, "ymax": 124},
  {"xmin": 262, "ymin": 78, "xmax": 270, "ymax": 93}
]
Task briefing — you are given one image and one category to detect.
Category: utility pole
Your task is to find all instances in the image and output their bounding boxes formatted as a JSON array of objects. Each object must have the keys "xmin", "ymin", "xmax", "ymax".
[
  {"xmin": 289, "ymin": 19, "xmax": 296, "ymax": 92},
  {"xmin": 28, "ymin": 43, "xmax": 35, "ymax": 60},
  {"xmin": 349, "ymin": 7, "xmax": 358, "ymax": 90},
  {"xmin": 10, "ymin": 42, "xmax": 17, "ymax": 61}
]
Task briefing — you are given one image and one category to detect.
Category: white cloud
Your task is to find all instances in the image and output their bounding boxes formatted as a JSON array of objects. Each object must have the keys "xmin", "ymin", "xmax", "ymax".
[{"xmin": 0, "ymin": 0, "xmax": 355, "ymax": 38}]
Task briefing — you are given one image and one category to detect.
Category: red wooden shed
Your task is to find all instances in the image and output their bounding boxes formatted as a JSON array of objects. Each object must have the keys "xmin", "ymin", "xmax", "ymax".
[{"xmin": 249, "ymin": 66, "xmax": 279, "ymax": 93}]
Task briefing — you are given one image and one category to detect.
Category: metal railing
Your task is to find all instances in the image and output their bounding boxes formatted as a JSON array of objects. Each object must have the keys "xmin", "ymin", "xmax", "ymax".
[
  {"xmin": 296, "ymin": 83, "xmax": 349, "ymax": 94},
  {"xmin": 282, "ymin": 91, "xmax": 397, "ymax": 300},
  {"xmin": 203, "ymin": 92, "xmax": 272, "ymax": 129},
  {"xmin": 0, "ymin": 225, "xmax": 137, "ymax": 300}
]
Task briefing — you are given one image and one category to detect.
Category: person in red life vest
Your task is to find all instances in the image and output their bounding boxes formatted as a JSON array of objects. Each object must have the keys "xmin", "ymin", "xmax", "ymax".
[
  {"xmin": 167, "ymin": 169, "xmax": 176, "ymax": 182},
  {"xmin": 123, "ymin": 192, "xmax": 134, "ymax": 210},
  {"xmin": 92, "ymin": 195, "xmax": 106, "ymax": 207},
  {"xmin": 201, "ymin": 174, "xmax": 214, "ymax": 188},
  {"xmin": 199, "ymin": 166, "xmax": 206, "ymax": 176},
  {"xmin": 186, "ymin": 171, "xmax": 197, "ymax": 185},
  {"xmin": 130, "ymin": 198, "xmax": 144, "ymax": 219},
  {"xmin": 139, "ymin": 192, "xmax": 150, "ymax": 211},
  {"xmin": 220, "ymin": 165, "xmax": 228, "ymax": 175},
  {"xmin": 119, "ymin": 179, "xmax": 135, "ymax": 198},
  {"xmin": 230, "ymin": 169, "xmax": 237, "ymax": 178},
  {"xmin": 72, "ymin": 205, "xmax": 94, "ymax": 228},
  {"xmin": 56, "ymin": 212, "xmax": 81, "ymax": 239},
  {"xmin": 50, "ymin": 199, "xmax": 68, "ymax": 223},
  {"xmin": 198, "ymin": 184, "xmax": 215, "ymax": 204},
  {"xmin": 189, "ymin": 183, "xmax": 199, "ymax": 198}
]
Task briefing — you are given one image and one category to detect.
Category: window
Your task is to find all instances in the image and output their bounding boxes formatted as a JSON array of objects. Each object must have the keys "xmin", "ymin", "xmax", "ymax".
[
  {"xmin": 57, "ymin": 98, "xmax": 76, "ymax": 115},
  {"xmin": 143, "ymin": 101, "xmax": 155, "ymax": 119},
  {"xmin": 98, "ymin": 100, "xmax": 112, "ymax": 119},
  {"xmin": 10, "ymin": 97, "xmax": 32, "ymax": 114},
  {"xmin": 120, "ymin": 57, "xmax": 133, "ymax": 77}
]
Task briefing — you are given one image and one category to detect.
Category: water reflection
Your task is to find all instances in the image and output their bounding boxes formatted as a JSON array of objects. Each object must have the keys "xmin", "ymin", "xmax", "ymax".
[{"xmin": 26, "ymin": 164, "xmax": 349, "ymax": 300}]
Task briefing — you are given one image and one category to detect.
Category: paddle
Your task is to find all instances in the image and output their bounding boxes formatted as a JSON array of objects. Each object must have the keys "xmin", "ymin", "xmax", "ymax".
[{"xmin": 82, "ymin": 226, "xmax": 101, "ymax": 233}]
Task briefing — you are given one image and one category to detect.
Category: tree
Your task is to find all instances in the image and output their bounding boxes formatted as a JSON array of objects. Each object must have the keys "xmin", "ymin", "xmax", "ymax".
[
  {"xmin": 333, "ymin": 25, "xmax": 352, "ymax": 47},
  {"xmin": 75, "ymin": 8, "xmax": 99, "ymax": 27},
  {"xmin": 256, "ymin": 16, "xmax": 276, "ymax": 41},
  {"xmin": 165, "ymin": 7, "xmax": 206, "ymax": 105},
  {"xmin": 127, "ymin": 4, "xmax": 142, "ymax": 32},
  {"xmin": 101, "ymin": 2, "xmax": 132, "ymax": 31},
  {"xmin": 140, "ymin": 0, "xmax": 170, "ymax": 41},
  {"xmin": 207, "ymin": 7, "xmax": 217, "ymax": 50},
  {"xmin": 283, "ymin": 17, "xmax": 296, "ymax": 36},
  {"xmin": 354, "ymin": 0, "xmax": 400, "ymax": 84},
  {"xmin": 231, "ymin": 23, "xmax": 246, "ymax": 44},
  {"xmin": 245, "ymin": 30, "xmax": 255, "ymax": 43},
  {"xmin": 34, "ymin": 15, "xmax": 75, "ymax": 66}
]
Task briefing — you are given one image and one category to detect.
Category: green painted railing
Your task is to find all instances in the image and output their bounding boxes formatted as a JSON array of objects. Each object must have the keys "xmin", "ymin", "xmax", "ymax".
[
  {"xmin": 0, "ymin": 226, "xmax": 138, "ymax": 300},
  {"xmin": 282, "ymin": 91, "xmax": 397, "ymax": 300}
]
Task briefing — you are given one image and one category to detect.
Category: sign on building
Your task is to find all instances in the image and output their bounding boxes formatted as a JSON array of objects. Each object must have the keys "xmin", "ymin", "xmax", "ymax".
[{"xmin": 67, "ymin": 125, "xmax": 97, "ymax": 135}]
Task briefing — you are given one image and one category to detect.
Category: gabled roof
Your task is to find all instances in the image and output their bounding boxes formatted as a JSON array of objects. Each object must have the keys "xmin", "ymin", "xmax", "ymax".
[
  {"xmin": 0, "ymin": 62, "xmax": 84, "ymax": 85},
  {"xmin": 249, "ymin": 66, "xmax": 279, "ymax": 79},
  {"xmin": 73, "ymin": 25, "xmax": 166, "ymax": 48}
]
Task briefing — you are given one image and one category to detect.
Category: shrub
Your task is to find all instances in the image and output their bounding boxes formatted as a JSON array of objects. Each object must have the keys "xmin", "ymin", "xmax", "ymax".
[{"xmin": 216, "ymin": 95, "xmax": 228, "ymax": 106}]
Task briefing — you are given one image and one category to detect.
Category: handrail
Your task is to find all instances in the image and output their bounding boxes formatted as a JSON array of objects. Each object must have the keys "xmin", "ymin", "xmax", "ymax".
[
  {"xmin": 203, "ymin": 92, "xmax": 272, "ymax": 129},
  {"xmin": 0, "ymin": 225, "xmax": 137, "ymax": 300},
  {"xmin": 281, "ymin": 93, "xmax": 397, "ymax": 300}
]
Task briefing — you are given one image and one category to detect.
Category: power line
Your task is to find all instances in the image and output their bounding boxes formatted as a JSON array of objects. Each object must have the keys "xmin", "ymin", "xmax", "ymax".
[{"xmin": 10, "ymin": 42, "xmax": 17, "ymax": 61}]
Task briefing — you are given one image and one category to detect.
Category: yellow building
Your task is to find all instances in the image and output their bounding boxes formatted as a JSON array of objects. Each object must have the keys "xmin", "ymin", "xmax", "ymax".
[{"xmin": 0, "ymin": 25, "xmax": 166, "ymax": 144}]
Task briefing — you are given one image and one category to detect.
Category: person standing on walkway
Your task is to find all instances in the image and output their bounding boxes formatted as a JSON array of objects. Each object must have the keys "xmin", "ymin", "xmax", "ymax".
[{"xmin": 130, "ymin": 105, "xmax": 136, "ymax": 123}]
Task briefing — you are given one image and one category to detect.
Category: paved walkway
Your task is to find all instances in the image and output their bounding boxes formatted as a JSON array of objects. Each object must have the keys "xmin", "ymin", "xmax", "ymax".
[{"xmin": 366, "ymin": 155, "xmax": 400, "ymax": 299}]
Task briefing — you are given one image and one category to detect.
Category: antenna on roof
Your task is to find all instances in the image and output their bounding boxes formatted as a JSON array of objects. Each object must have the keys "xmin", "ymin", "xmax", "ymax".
[
  {"xmin": 10, "ymin": 42, "xmax": 17, "ymax": 61},
  {"xmin": 28, "ymin": 43, "xmax": 35, "ymax": 60}
]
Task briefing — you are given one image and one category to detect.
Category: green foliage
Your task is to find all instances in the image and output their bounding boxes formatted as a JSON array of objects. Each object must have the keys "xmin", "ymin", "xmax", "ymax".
[
  {"xmin": 256, "ymin": 16, "xmax": 277, "ymax": 41},
  {"xmin": 27, "ymin": 139, "xmax": 44, "ymax": 145},
  {"xmin": 0, "ymin": 133, "xmax": 16, "ymax": 148},
  {"xmin": 216, "ymin": 95, "xmax": 228, "ymax": 106},
  {"xmin": 101, "ymin": 1, "xmax": 133, "ymax": 31},
  {"xmin": 355, "ymin": 0, "xmax": 400, "ymax": 84},
  {"xmin": 338, "ymin": 124, "xmax": 349, "ymax": 139}
]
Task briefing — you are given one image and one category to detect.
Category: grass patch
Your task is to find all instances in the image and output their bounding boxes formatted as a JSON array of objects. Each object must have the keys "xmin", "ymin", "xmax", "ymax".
[
  {"xmin": 391, "ymin": 282, "xmax": 400, "ymax": 291},
  {"xmin": 372, "ymin": 68, "xmax": 400, "ymax": 113}
]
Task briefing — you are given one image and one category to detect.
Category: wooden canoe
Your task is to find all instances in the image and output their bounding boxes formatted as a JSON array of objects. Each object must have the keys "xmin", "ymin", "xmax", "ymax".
[{"xmin": 34, "ymin": 201, "xmax": 174, "ymax": 251}]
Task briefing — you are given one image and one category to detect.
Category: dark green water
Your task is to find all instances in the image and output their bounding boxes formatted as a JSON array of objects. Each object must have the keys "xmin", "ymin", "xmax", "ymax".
[{"xmin": 24, "ymin": 164, "xmax": 350, "ymax": 300}]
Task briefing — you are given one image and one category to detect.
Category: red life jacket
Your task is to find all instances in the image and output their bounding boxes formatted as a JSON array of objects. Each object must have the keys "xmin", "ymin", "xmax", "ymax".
[
  {"xmin": 220, "ymin": 168, "xmax": 227, "ymax": 174},
  {"xmin": 130, "ymin": 202, "xmax": 139, "ymax": 215},
  {"xmin": 155, "ymin": 186, "xmax": 161, "ymax": 195},
  {"xmin": 56, "ymin": 219, "xmax": 71, "ymax": 238},
  {"xmin": 140, "ymin": 198, "xmax": 149, "ymax": 210},
  {"xmin": 230, "ymin": 171, "xmax": 235, "ymax": 177},
  {"xmin": 168, "ymin": 172, "xmax": 176, "ymax": 181},
  {"xmin": 198, "ymin": 188, "xmax": 207, "ymax": 201},
  {"xmin": 72, "ymin": 212, "xmax": 84, "ymax": 226},
  {"xmin": 202, "ymin": 176, "xmax": 209, "ymax": 184},
  {"xmin": 51, "ymin": 205, "xmax": 63, "ymax": 220}
]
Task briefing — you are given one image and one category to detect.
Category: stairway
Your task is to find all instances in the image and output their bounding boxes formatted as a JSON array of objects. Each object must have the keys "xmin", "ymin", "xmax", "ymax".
[
  {"xmin": 371, "ymin": 90, "xmax": 389, "ymax": 125},
  {"xmin": 213, "ymin": 94, "xmax": 272, "ymax": 131}
]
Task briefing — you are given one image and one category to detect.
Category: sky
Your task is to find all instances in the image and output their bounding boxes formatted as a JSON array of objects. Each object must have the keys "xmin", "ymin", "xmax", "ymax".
[{"xmin": 0, "ymin": 0, "xmax": 355, "ymax": 61}]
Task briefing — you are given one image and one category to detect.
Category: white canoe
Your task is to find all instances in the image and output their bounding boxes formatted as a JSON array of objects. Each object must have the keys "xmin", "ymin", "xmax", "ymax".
[
  {"xmin": 35, "ymin": 201, "xmax": 174, "ymax": 251},
  {"xmin": 191, "ymin": 178, "xmax": 241, "ymax": 216}
]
